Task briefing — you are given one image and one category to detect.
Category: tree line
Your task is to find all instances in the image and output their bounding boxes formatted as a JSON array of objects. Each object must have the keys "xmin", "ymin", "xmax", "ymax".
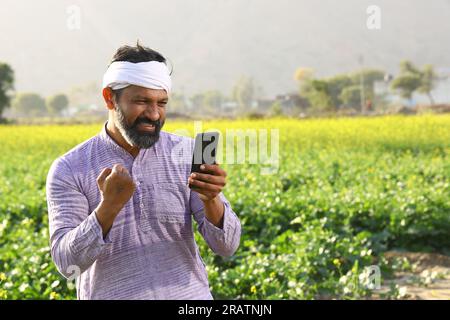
[
  {"xmin": 0, "ymin": 62, "xmax": 69, "ymax": 120},
  {"xmin": 294, "ymin": 60, "xmax": 438, "ymax": 113},
  {"xmin": 0, "ymin": 59, "xmax": 442, "ymax": 121}
]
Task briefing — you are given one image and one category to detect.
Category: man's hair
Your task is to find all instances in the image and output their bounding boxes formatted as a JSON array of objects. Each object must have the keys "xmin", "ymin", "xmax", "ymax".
[{"xmin": 109, "ymin": 41, "xmax": 171, "ymax": 100}]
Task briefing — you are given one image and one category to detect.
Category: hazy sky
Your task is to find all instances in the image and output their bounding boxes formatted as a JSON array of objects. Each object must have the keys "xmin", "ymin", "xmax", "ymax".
[{"xmin": 1, "ymin": 0, "xmax": 450, "ymax": 99}]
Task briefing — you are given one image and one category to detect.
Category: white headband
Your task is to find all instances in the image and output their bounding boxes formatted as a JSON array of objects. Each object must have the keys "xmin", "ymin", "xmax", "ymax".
[{"xmin": 102, "ymin": 61, "xmax": 172, "ymax": 94}]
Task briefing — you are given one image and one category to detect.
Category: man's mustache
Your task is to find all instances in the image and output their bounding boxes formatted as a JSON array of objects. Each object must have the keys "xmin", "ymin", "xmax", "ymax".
[{"xmin": 132, "ymin": 118, "xmax": 161, "ymax": 129}]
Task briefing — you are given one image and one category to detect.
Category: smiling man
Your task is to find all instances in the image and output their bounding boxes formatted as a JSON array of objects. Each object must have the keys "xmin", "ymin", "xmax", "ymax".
[{"xmin": 46, "ymin": 43, "xmax": 241, "ymax": 299}]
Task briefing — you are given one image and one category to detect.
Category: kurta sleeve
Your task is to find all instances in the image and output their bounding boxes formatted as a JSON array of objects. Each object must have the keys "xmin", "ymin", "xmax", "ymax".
[
  {"xmin": 190, "ymin": 190, "xmax": 241, "ymax": 257},
  {"xmin": 46, "ymin": 157, "xmax": 112, "ymax": 279}
]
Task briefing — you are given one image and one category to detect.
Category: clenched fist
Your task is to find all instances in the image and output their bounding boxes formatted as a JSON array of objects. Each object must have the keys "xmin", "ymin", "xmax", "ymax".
[
  {"xmin": 95, "ymin": 164, "xmax": 135, "ymax": 237},
  {"xmin": 97, "ymin": 164, "xmax": 136, "ymax": 208}
]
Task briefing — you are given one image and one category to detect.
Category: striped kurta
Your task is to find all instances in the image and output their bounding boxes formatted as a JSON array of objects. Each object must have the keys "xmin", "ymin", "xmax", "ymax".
[{"xmin": 46, "ymin": 122, "xmax": 241, "ymax": 299}]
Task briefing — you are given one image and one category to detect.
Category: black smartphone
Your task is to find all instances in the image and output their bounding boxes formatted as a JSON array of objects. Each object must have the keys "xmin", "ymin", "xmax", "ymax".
[{"xmin": 190, "ymin": 132, "xmax": 219, "ymax": 175}]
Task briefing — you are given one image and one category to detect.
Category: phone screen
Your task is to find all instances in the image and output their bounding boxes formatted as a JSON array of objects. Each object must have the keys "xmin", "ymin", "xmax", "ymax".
[{"xmin": 190, "ymin": 132, "xmax": 219, "ymax": 174}]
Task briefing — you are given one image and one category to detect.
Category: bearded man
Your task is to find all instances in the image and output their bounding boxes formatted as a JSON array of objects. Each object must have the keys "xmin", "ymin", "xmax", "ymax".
[{"xmin": 46, "ymin": 43, "xmax": 241, "ymax": 300}]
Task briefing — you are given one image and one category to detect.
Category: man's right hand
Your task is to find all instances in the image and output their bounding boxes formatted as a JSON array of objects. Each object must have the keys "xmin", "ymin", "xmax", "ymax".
[
  {"xmin": 97, "ymin": 164, "xmax": 136, "ymax": 208},
  {"xmin": 95, "ymin": 164, "xmax": 136, "ymax": 237}
]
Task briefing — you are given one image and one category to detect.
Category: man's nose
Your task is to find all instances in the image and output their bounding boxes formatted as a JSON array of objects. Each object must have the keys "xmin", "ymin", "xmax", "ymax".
[{"xmin": 144, "ymin": 105, "xmax": 160, "ymax": 121}]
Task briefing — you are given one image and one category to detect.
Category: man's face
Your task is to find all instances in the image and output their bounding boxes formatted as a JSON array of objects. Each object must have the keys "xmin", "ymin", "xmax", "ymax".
[{"xmin": 112, "ymin": 85, "xmax": 168, "ymax": 149}]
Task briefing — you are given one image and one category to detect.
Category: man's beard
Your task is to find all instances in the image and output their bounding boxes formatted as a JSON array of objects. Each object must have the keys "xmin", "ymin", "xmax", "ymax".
[{"xmin": 114, "ymin": 103, "xmax": 164, "ymax": 149}]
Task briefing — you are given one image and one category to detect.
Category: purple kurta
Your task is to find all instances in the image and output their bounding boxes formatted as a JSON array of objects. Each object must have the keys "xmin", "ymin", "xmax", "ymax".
[{"xmin": 46, "ymin": 123, "xmax": 241, "ymax": 299}]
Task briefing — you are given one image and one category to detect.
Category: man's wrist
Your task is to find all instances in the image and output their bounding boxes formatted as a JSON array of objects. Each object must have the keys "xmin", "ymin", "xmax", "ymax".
[
  {"xmin": 95, "ymin": 200, "xmax": 123, "ymax": 237},
  {"xmin": 201, "ymin": 195, "xmax": 220, "ymax": 205},
  {"xmin": 203, "ymin": 196, "xmax": 225, "ymax": 229},
  {"xmin": 99, "ymin": 199, "xmax": 124, "ymax": 215}
]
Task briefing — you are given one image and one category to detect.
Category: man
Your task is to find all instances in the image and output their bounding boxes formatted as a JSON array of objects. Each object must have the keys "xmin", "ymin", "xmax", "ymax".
[{"xmin": 46, "ymin": 43, "xmax": 241, "ymax": 299}]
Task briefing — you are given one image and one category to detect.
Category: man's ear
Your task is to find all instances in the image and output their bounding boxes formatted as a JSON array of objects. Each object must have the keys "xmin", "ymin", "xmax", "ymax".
[{"xmin": 102, "ymin": 87, "xmax": 115, "ymax": 110}]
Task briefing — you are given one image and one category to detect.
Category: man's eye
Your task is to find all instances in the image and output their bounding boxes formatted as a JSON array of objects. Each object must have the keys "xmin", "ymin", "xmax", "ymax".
[{"xmin": 159, "ymin": 102, "xmax": 167, "ymax": 107}]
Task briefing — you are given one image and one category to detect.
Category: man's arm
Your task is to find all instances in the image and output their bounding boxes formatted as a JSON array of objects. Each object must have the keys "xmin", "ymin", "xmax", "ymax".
[
  {"xmin": 189, "ymin": 164, "xmax": 241, "ymax": 257},
  {"xmin": 47, "ymin": 159, "xmax": 134, "ymax": 278},
  {"xmin": 202, "ymin": 196, "xmax": 225, "ymax": 229},
  {"xmin": 95, "ymin": 165, "xmax": 135, "ymax": 237}
]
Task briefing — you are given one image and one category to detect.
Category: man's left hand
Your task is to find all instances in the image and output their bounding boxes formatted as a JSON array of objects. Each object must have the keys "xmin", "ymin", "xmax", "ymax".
[{"xmin": 188, "ymin": 164, "xmax": 227, "ymax": 202}]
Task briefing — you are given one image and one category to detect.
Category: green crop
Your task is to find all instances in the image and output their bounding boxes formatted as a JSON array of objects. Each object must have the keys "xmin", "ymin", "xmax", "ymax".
[{"xmin": 1, "ymin": 115, "xmax": 449, "ymax": 299}]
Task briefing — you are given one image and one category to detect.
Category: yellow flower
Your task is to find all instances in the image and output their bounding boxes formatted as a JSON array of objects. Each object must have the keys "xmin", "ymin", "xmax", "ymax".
[
  {"xmin": 250, "ymin": 285, "xmax": 257, "ymax": 294},
  {"xmin": 0, "ymin": 273, "xmax": 6, "ymax": 281},
  {"xmin": 50, "ymin": 292, "xmax": 59, "ymax": 300},
  {"xmin": 333, "ymin": 259, "xmax": 341, "ymax": 267},
  {"xmin": 270, "ymin": 272, "xmax": 276, "ymax": 278}
]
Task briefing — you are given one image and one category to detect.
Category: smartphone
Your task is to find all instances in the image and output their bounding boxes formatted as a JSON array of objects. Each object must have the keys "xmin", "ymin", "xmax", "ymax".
[{"xmin": 190, "ymin": 132, "xmax": 219, "ymax": 177}]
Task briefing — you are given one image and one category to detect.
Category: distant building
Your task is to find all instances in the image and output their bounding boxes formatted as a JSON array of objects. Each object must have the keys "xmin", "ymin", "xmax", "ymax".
[
  {"xmin": 220, "ymin": 101, "xmax": 239, "ymax": 114},
  {"xmin": 256, "ymin": 98, "xmax": 276, "ymax": 112},
  {"xmin": 275, "ymin": 94, "xmax": 309, "ymax": 111},
  {"xmin": 256, "ymin": 94, "xmax": 309, "ymax": 115},
  {"xmin": 220, "ymin": 93, "xmax": 310, "ymax": 116}
]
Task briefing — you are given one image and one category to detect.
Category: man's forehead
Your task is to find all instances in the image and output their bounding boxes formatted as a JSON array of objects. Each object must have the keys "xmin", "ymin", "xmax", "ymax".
[{"xmin": 124, "ymin": 85, "xmax": 168, "ymax": 100}]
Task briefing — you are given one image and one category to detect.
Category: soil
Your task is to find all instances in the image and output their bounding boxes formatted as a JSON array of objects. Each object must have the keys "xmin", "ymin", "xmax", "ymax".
[{"xmin": 380, "ymin": 251, "xmax": 450, "ymax": 300}]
